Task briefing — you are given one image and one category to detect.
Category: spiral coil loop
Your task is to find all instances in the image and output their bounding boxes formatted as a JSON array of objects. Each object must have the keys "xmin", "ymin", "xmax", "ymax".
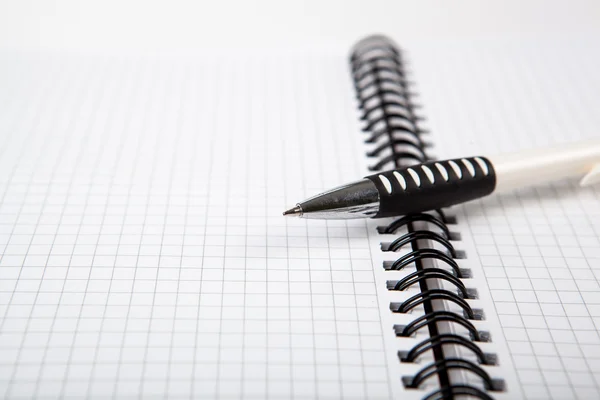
[
  {"xmin": 350, "ymin": 35, "xmax": 504, "ymax": 397},
  {"xmin": 394, "ymin": 311, "xmax": 489, "ymax": 342},
  {"xmin": 402, "ymin": 358, "xmax": 505, "ymax": 391}
]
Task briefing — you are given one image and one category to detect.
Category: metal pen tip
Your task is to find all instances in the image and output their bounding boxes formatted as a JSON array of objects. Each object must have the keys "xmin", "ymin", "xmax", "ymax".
[{"xmin": 283, "ymin": 205, "xmax": 303, "ymax": 217}]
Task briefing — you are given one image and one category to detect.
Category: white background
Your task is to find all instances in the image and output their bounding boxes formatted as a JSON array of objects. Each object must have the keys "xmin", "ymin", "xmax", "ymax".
[{"xmin": 1, "ymin": 0, "xmax": 599, "ymax": 52}]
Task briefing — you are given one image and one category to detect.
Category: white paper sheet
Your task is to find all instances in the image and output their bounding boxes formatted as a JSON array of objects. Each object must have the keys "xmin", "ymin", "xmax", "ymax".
[
  {"xmin": 411, "ymin": 37, "xmax": 600, "ymax": 400},
  {"xmin": 2, "ymin": 37, "xmax": 598, "ymax": 400},
  {"xmin": 0, "ymin": 51, "xmax": 434, "ymax": 399}
]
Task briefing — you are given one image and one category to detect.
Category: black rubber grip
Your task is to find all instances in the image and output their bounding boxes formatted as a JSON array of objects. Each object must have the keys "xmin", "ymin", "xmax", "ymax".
[{"xmin": 366, "ymin": 157, "xmax": 496, "ymax": 218}]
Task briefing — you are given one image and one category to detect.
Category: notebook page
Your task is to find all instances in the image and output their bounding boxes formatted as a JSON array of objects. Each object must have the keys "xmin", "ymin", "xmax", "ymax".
[
  {"xmin": 411, "ymin": 37, "xmax": 600, "ymax": 400},
  {"xmin": 0, "ymin": 51, "xmax": 435, "ymax": 399}
]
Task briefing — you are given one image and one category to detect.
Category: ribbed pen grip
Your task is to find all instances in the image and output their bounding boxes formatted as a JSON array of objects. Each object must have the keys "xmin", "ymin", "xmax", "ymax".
[{"xmin": 365, "ymin": 157, "xmax": 496, "ymax": 218}]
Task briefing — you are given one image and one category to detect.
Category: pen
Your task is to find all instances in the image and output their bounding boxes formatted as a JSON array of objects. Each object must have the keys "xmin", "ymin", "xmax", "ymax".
[{"xmin": 283, "ymin": 139, "xmax": 600, "ymax": 219}]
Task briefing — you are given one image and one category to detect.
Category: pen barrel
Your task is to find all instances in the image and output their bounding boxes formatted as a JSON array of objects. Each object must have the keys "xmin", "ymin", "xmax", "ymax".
[
  {"xmin": 366, "ymin": 157, "xmax": 496, "ymax": 218},
  {"xmin": 489, "ymin": 139, "xmax": 600, "ymax": 192}
]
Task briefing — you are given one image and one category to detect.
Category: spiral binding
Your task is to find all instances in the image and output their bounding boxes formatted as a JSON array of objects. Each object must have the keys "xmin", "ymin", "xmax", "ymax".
[{"xmin": 350, "ymin": 35, "xmax": 505, "ymax": 398}]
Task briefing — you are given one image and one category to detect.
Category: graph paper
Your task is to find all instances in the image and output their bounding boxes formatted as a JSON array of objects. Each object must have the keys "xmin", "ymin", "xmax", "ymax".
[
  {"xmin": 0, "ymin": 51, "xmax": 434, "ymax": 399},
  {"xmin": 2, "ymin": 38, "xmax": 599, "ymax": 400},
  {"xmin": 411, "ymin": 37, "xmax": 600, "ymax": 400}
]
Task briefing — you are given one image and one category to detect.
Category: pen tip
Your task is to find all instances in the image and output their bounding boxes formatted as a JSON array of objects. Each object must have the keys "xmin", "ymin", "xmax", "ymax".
[{"xmin": 283, "ymin": 205, "xmax": 303, "ymax": 217}]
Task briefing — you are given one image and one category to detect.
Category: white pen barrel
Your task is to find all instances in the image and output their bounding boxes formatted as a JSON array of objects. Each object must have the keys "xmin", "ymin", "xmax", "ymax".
[{"xmin": 489, "ymin": 139, "xmax": 600, "ymax": 192}]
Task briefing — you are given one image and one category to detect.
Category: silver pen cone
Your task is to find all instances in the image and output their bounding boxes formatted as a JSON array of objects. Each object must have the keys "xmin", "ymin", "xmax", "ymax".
[
  {"xmin": 283, "ymin": 205, "xmax": 303, "ymax": 217},
  {"xmin": 282, "ymin": 178, "xmax": 380, "ymax": 219}
]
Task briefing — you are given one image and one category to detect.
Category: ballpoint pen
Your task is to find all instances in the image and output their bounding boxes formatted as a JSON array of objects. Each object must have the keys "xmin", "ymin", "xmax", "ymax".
[{"xmin": 283, "ymin": 139, "xmax": 600, "ymax": 219}]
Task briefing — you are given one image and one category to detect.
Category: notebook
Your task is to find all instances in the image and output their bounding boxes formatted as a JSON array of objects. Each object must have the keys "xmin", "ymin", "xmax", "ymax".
[{"xmin": 0, "ymin": 35, "xmax": 598, "ymax": 400}]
